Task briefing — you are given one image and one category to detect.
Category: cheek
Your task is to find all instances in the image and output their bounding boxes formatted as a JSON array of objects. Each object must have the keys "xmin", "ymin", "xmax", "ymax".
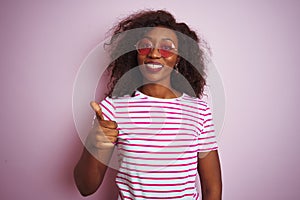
[
  {"xmin": 165, "ymin": 56, "xmax": 178, "ymax": 67},
  {"xmin": 137, "ymin": 55, "xmax": 145, "ymax": 65}
]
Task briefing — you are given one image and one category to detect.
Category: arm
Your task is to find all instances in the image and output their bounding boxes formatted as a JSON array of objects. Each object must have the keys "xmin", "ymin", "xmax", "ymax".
[
  {"xmin": 73, "ymin": 146, "xmax": 113, "ymax": 196},
  {"xmin": 73, "ymin": 101, "xmax": 118, "ymax": 196},
  {"xmin": 198, "ymin": 150, "xmax": 222, "ymax": 200}
]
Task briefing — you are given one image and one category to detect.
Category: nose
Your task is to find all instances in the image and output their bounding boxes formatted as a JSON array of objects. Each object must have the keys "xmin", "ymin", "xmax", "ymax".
[{"xmin": 148, "ymin": 47, "xmax": 161, "ymax": 58}]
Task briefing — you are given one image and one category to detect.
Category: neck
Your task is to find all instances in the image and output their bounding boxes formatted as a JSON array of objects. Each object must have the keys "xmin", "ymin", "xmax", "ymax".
[{"xmin": 138, "ymin": 84, "xmax": 181, "ymax": 99}]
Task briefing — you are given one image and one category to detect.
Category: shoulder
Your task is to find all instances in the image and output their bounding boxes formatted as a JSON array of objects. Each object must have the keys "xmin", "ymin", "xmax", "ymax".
[
  {"xmin": 101, "ymin": 94, "xmax": 138, "ymax": 106},
  {"xmin": 100, "ymin": 96, "xmax": 115, "ymax": 109},
  {"xmin": 181, "ymin": 93, "xmax": 210, "ymax": 110}
]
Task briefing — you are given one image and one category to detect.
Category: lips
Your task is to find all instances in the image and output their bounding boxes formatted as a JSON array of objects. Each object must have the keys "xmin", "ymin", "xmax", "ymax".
[{"xmin": 144, "ymin": 62, "xmax": 163, "ymax": 73}]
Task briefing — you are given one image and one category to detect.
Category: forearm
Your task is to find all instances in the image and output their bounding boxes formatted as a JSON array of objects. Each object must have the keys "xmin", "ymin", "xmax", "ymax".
[
  {"xmin": 73, "ymin": 147, "xmax": 111, "ymax": 196},
  {"xmin": 198, "ymin": 150, "xmax": 222, "ymax": 200},
  {"xmin": 201, "ymin": 185, "xmax": 222, "ymax": 200}
]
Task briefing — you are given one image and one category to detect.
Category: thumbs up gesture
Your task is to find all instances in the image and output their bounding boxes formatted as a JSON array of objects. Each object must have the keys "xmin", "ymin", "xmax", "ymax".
[{"xmin": 85, "ymin": 101, "xmax": 118, "ymax": 152}]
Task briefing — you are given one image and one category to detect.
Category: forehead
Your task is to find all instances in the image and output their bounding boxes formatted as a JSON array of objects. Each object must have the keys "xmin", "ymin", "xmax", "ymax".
[{"xmin": 143, "ymin": 27, "xmax": 178, "ymax": 43}]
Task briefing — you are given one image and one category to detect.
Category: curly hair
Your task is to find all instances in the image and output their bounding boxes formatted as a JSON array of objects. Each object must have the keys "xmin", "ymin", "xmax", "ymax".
[{"xmin": 104, "ymin": 9, "xmax": 210, "ymax": 98}]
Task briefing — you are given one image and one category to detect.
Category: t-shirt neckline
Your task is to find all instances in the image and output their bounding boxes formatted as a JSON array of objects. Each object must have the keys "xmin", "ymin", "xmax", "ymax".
[{"xmin": 134, "ymin": 90, "xmax": 185, "ymax": 101}]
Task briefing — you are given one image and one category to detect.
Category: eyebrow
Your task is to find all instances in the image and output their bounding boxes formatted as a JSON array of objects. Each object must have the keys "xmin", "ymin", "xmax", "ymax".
[{"xmin": 141, "ymin": 36, "xmax": 176, "ymax": 43}]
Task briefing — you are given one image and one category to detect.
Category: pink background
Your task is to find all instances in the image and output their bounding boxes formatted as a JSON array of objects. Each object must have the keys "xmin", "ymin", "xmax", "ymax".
[{"xmin": 1, "ymin": 0, "xmax": 300, "ymax": 199}]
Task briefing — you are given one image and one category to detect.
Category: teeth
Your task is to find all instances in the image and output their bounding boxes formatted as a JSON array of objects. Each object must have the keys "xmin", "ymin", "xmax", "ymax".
[{"xmin": 145, "ymin": 63, "xmax": 163, "ymax": 69}]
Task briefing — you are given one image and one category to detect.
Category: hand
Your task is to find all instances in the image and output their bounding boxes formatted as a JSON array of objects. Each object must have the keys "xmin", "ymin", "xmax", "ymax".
[{"xmin": 85, "ymin": 101, "xmax": 118, "ymax": 152}]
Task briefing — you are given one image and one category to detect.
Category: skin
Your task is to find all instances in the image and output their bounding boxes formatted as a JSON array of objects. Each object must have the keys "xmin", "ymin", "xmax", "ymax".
[
  {"xmin": 74, "ymin": 27, "xmax": 222, "ymax": 199},
  {"xmin": 198, "ymin": 151, "xmax": 222, "ymax": 200},
  {"xmin": 137, "ymin": 27, "xmax": 181, "ymax": 98},
  {"xmin": 73, "ymin": 102, "xmax": 118, "ymax": 196}
]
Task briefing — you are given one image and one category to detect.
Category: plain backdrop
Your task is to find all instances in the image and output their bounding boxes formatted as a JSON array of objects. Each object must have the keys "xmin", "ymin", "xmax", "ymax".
[{"xmin": 0, "ymin": 0, "xmax": 300, "ymax": 199}]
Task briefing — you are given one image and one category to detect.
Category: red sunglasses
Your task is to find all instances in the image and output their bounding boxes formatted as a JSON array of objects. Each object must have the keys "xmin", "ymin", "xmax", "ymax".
[{"xmin": 135, "ymin": 38, "xmax": 178, "ymax": 58}]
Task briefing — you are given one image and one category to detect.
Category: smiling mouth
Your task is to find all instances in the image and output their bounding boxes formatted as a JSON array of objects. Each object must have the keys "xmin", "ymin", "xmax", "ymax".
[
  {"xmin": 143, "ymin": 63, "xmax": 164, "ymax": 73},
  {"xmin": 145, "ymin": 63, "xmax": 163, "ymax": 69}
]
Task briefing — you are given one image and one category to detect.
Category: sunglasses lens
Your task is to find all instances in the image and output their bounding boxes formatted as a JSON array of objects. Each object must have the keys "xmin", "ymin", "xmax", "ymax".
[
  {"xmin": 158, "ymin": 40, "xmax": 176, "ymax": 58},
  {"xmin": 159, "ymin": 49, "xmax": 173, "ymax": 58},
  {"xmin": 136, "ymin": 38, "xmax": 152, "ymax": 55},
  {"xmin": 138, "ymin": 48, "xmax": 151, "ymax": 55},
  {"xmin": 136, "ymin": 38, "xmax": 177, "ymax": 58}
]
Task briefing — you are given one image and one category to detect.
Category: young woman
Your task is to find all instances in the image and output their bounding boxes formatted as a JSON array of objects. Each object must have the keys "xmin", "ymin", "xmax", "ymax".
[{"xmin": 74, "ymin": 9, "xmax": 222, "ymax": 200}]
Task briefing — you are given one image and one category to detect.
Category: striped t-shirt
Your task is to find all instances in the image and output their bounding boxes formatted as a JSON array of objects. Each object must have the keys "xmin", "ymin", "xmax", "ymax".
[{"xmin": 99, "ymin": 90, "xmax": 218, "ymax": 200}]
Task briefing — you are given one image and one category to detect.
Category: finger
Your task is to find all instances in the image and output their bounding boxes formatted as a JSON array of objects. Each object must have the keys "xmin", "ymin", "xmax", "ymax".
[
  {"xmin": 94, "ymin": 141, "xmax": 115, "ymax": 150},
  {"xmin": 95, "ymin": 133, "xmax": 117, "ymax": 144},
  {"xmin": 90, "ymin": 101, "xmax": 104, "ymax": 121},
  {"xmin": 95, "ymin": 133, "xmax": 110, "ymax": 142},
  {"xmin": 106, "ymin": 136, "xmax": 118, "ymax": 143},
  {"xmin": 99, "ymin": 120, "xmax": 118, "ymax": 129},
  {"xmin": 96, "ymin": 126, "xmax": 119, "ymax": 137},
  {"xmin": 104, "ymin": 128, "xmax": 119, "ymax": 137},
  {"xmin": 99, "ymin": 136, "xmax": 117, "ymax": 144}
]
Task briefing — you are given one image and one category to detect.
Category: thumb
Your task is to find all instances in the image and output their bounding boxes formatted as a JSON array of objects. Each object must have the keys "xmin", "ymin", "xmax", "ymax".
[{"xmin": 90, "ymin": 101, "xmax": 104, "ymax": 121}]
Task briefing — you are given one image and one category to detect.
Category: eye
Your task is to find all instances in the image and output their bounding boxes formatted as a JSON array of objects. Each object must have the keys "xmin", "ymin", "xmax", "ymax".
[
  {"xmin": 160, "ymin": 45, "xmax": 173, "ymax": 51},
  {"xmin": 136, "ymin": 38, "xmax": 153, "ymax": 49},
  {"xmin": 159, "ymin": 40, "xmax": 176, "ymax": 51},
  {"xmin": 140, "ymin": 43, "xmax": 152, "ymax": 49}
]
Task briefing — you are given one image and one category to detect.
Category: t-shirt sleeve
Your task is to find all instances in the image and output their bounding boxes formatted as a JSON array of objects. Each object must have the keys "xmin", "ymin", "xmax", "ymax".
[
  {"xmin": 99, "ymin": 97, "xmax": 116, "ymax": 121},
  {"xmin": 92, "ymin": 97, "xmax": 116, "ymax": 126},
  {"xmin": 197, "ymin": 102, "xmax": 218, "ymax": 152}
]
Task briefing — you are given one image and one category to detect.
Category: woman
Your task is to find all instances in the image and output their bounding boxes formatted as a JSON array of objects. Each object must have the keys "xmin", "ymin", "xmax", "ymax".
[{"xmin": 74, "ymin": 9, "xmax": 222, "ymax": 200}]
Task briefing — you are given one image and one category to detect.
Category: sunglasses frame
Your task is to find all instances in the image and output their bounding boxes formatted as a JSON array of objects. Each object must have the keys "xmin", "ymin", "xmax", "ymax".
[{"xmin": 134, "ymin": 38, "xmax": 178, "ymax": 58}]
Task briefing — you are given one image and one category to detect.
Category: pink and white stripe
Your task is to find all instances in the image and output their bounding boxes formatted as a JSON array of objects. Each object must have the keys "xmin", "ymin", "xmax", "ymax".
[{"xmin": 99, "ymin": 90, "xmax": 218, "ymax": 200}]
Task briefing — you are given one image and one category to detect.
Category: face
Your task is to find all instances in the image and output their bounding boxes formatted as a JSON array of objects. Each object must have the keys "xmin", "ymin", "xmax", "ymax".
[{"xmin": 136, "ymin": 27, "xmax": 179, "ymax": 86}]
